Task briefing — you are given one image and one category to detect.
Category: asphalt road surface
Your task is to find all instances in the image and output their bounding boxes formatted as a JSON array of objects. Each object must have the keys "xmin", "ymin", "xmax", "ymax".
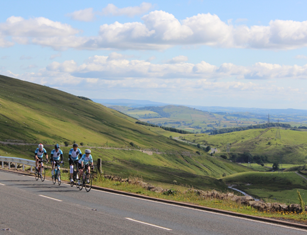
[{"xmin": 0, "ymin": 170, "xmax": 306, "ymax": 235}]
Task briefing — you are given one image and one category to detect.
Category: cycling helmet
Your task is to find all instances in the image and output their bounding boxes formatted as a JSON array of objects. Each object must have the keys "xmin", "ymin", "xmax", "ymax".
[
  {"xmin": 73, "ymin": 143, "xmax": 78, "ymax": 148},
  {"xmin": 85, "ymin": 149, "xmax": 91, "ymax": 154},
  {"xmin": 55, "ymin": 144, "xmax": 60, "ymax": 149},
  {"xmin": 38, "ymin": 143, "xmax": 44, "ymax": 149}
]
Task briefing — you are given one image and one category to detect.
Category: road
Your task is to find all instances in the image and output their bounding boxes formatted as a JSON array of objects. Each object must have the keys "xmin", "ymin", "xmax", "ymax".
[{"xmin": 0, "ymin": 170, "xmax": 305, "ymax": 235}]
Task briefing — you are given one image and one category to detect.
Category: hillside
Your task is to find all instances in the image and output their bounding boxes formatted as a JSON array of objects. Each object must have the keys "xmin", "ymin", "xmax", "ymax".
[
  {"xmin": 110, "ymin": 105, "xmax": 265, "ymax": 133},
  {"xmin": 223, "ymin": 172, "xmax": 307, "ymax": 204},
  {"xmin": 0, "ymin": 75, "xmax": 251, "ymax": 190},
  {"xmin": 181, "ymin": 128, "xmax": 307, "ymax": 163}
]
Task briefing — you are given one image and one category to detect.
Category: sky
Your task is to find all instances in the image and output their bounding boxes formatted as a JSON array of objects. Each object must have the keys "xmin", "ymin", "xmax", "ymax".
[{"xmin": 1, "ymin": 0, "xmax": 307, "ymax": 109}]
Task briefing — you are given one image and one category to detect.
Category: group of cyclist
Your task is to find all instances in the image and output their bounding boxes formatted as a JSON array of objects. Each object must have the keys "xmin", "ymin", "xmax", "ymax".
[{"xmin": 34, "ymin": 143, "xmax": 93, "ymax": 185}]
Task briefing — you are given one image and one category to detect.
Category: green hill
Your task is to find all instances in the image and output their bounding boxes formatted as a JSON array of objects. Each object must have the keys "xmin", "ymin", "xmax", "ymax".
[
  {"xmin": 110, "ymin": 105, "xmax": 266, "ymax": 133},
  {"xmin": 181, "ymin": 128, "xmax": 307, "ymax": 163},
  {"xmin": 0, "ymin": 74, "xmax": 251, "ymax": 191},
  {"xmin": 223, "ymin": 172, "xmax": 307, "ymax": 204}
]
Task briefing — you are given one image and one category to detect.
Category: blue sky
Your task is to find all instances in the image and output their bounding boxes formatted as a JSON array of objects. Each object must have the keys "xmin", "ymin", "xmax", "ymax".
[{"xmin": 1, "ymin": 0, "xmax": 307, "ymax": 109}]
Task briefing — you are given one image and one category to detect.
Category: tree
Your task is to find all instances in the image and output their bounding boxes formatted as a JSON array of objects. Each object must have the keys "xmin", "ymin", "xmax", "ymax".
[
  {"xmin": 221, "ymin": 155, "xmax": 227, "ymax": 160},
  {"xmin": 272, "ymin": 163, "xmax": 279, "ymax": 171},
  {"xmin": 205, "ymin": 146, "xmax": 211, "ymax": 152}
]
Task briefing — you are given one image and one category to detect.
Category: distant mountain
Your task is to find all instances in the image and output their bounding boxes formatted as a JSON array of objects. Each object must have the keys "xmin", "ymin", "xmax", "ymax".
[{"xmin": 94, "ymin": 99, "xmax": 168, "ymax": 108}]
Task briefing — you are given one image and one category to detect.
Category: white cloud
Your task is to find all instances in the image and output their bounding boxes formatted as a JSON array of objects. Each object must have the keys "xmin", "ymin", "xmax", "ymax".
[
  {"xmin": 3, "ymin": 12, "xmax": 307, "ymax": 50},
  {"xmin": 32, "ymin": 53, "xmax": 307, "ymax": 80},
  {"xmin": 0, "ymin": 16, "xmax": 79, "ymax": 37},
  {"xmin": 167, "ymin": 56, "xmax": 188, "ymax": 64},
  {"xmin": 1, "ymin": 55, "xmax": 9, "ymax": 59},
  {"xmin": 67, "ymin": 8, "xmax": 95, "ymax": 22},
  {"xmin": 295, "ymin": 55, "xmax": 307, "ymax": 59},
  {"xmin": 101, "ymin": 2, "xmax": 153, "ymax": 17}
]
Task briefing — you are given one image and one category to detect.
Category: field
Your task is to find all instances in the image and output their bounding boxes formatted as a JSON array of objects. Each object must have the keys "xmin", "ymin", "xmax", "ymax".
[
  {"xmin": 240, "ymin": 163, "xmax": 305, "ymax": 171},
  {"xmin": 181, "ymin": 128, "xmax": 307, "ymax": 163},
  {"xmin": 223, "ymin": 172, "xmax": 307, "ymax": 204}
]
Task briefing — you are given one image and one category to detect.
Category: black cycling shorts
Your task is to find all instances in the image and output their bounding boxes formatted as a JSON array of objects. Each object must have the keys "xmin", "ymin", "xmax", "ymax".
[
  {"xmin": 36, "ymin": 158, "xmax": 43, "ymax": 163},
  {"xmin": 53, "ymin": 160, "xmax": 60, "ymax": 166},
  {"xmin": 69, "ymin": 158, "xmax": 79, "ymax": 166},
  {"xmin": 79, "ymin": 164, "xmax": 90, "ymax": 170}
]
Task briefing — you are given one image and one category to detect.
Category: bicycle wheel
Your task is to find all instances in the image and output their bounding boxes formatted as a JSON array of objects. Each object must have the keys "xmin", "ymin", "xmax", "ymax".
[
  {"xmin": 85, "ymin": 173, "xmax": 92, "ymax": 192},
  {"xmin": 52, "ymin": 171, "xmax": 56, "ymax": 185},
  {"xmin": 41, "ymin": 167, "xmax": 45, "ymax": 182},
  {"xmin": 58, "ymin": 170, "xmax": 61, "ymax": 186}
]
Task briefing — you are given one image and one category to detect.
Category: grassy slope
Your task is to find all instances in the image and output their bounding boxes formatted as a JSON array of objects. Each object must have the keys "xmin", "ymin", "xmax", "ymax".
[
  {"xmin": 223, "ymin": 172, "xmax": 307, "ymax": 204},
  {"xmin": 0, "ymin": 75, "xmax": 251, "ymax": 191},
  {"xmin": 182, "ymin": 128, "xmax": 307, "ymax": 163}
]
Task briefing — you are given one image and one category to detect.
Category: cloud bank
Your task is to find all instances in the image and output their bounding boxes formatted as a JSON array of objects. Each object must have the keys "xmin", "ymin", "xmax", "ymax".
[{"xmin": 2, "ymin": 11, "xmax": 307, "ymax": 50}]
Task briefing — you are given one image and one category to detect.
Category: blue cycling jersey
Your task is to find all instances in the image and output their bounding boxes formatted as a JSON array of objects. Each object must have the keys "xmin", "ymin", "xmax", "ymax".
[
  {"xmin": 69, "ymin": 148, "xmax": 82, "ymax": 161},
  {"xmin": 35, "ymin": 148, "xmax": 47, "ymax": 159},
  {"xmin": 51, "ymin": 149, "xmax": 63, "ymax": 161},
  {"xmin": 79, "ymin": 154, "xmax": 93, "ymax": 165}
]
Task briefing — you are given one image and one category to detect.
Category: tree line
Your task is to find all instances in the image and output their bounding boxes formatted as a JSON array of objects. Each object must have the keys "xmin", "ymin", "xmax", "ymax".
[
  {"xmin": 135, "ymin": 121, "xmax": 190, "ymax": 134},
  {"xmin": 210, "ymin": 122, "xmax": 291, "ymax": 135}
]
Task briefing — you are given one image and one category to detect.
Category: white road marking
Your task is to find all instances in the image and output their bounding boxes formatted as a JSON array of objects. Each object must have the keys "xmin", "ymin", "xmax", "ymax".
[
  {"xmin": 0, "ymin": 183, "xmax": 5, "ymax": 186},
  {"xmin": 39, "ymin": 195, "xmax": 62, "ymax": 202},
  {"xmin": 126, "ymin": 217, "xmax": 172, "ymax": 231},
  {"xmin": 92, "ymin": 189, "xmax": 307, "ymax": 233}
]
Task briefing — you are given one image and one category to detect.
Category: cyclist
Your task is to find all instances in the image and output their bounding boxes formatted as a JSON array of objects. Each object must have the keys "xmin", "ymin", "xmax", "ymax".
[
  {"xmin": 35, "ymin": 143, "xmax": 48, "ymax": 173},
  {"xmin": 50, "ymin": 144, "xmax": 63, "ymax": 181},
  {"xmin": 68, "ymin": 143, "xmax": 82, "ymax": 183},
  {"xmin": 78, "ymin": 149, "xmax": 93, "ymax": 185}
]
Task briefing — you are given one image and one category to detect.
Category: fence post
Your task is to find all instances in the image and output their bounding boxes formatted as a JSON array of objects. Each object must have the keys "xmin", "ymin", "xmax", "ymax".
[
  {"xmin": 30, "ymin": 166, "xmax": 33, "ymax": 173},
  {"xmin": 1, "ymin": 161, "xmax": 3, "ymax": 168},
  {"xmin": 97, "ymin": 158, "xmax": 102, "ymax": 174},
  {"xmin": 22, "ymin": 164, "xmax": 25, "ymax": 171},
  {"xmin": 15, "ymin": 162, "xmax": 17, "ymax": 169},
  {"xmin": 8, "ymin": 162, "xmax": 10, "ymax": 169}
]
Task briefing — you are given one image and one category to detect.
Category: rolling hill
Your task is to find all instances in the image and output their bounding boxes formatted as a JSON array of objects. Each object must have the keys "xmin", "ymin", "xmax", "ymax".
[
  {"xmin": 0, "ymin": 74, "xmax": 251, "ymax": 191},
  {"xmin": 181, "ymin": 128, "xmax": 307, "ymax": 163},
  {"xmin": 110, "ymin": 105, "xmax": 266, "ymax": 133}
]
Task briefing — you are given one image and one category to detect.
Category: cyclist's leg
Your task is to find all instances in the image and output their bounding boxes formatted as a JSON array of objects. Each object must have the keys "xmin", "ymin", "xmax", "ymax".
[
  {"xmin": 69, "ymin": 158, "xmax": 74, "ymax": 181},
  {"xmin": 35, "ymin": 157, "xmax": 39, "ymax": 170},
  {"xmin": 78, "ymin": 164, "xmax": 83, "ymax": 184},
  {"xmin": 86, "ymin": 165, "xmax": 90, "ymax": 182},
  {"xmin": 51, "ymin": 159, "xmax": 54, "ymax": 177},
  {"xmin": 55, "ymin": 161, "xmax": 60, "ymax": 181}
]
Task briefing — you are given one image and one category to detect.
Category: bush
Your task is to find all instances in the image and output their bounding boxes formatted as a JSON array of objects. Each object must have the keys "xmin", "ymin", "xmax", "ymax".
[
  {"xmin": 130, "ymin": 142, "xmax": 134, "ymax": 147},
  {"xmin": 205, "ymin": 146, "xmax": 211, "ymax": 152},
  {"xmin": 222, "ymin": 173, "xmax": 226, "ymax": 177},
  {"xmin": 196, "ymin": 151, "xmax": 200, "ymax": 155},
  {"xmin": 64, "ymin": 141, "xmax": 69, "ymax": 147},
  {"xmin": 221, "ymin": 155, "xmax": 227, "ymax": 160},
  {"xmin": 197, "ymin": 144, "xmax": 200, "ymax": 148},
  {"xmin": 272, "ymin": 163, "xmax": 279, "ymax": 170},
  {"xmin": 80, "ymin": 142, "xmax": 84, "ymax": 146}
]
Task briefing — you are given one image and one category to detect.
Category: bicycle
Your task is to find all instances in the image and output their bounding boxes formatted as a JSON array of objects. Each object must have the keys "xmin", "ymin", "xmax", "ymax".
[
  {"xmin": 70, "ymin": 161, "xmax": 80, "ymax": 188},
  {"xmin": 52, "ymin": 161, "xmax": 64, "ymax": 186},
  {"xmin": 79, "ymin": 165, "xmax": 93, "ymax": 192},
  {"xmin": 35, "ymin": 159, "xmax": 47, "ymax": 182}
]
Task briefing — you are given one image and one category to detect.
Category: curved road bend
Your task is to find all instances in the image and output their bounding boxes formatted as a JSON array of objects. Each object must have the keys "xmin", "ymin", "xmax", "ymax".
[{"xmin": 0, "ymin": 170, "xmax": 305, "ymax": 235}]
